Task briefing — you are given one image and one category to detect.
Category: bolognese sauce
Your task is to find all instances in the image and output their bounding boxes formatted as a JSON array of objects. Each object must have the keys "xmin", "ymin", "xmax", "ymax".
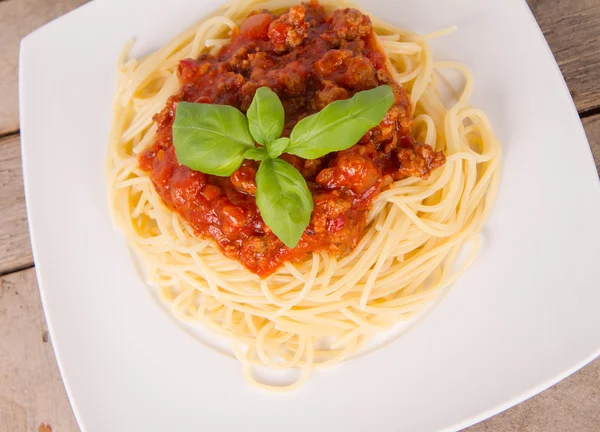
[{"xmin": 139, "ymin": 3, "xmax": 445, "ymax": 277}]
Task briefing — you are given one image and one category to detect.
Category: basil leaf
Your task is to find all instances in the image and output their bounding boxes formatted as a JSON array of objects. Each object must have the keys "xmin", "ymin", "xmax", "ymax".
[
  {"xmin": 244, "ymin": 147, "xmax": 268, "ymax": 161},
  {"xmin": 256, "ymin": 158, "xmax": 314, "ymax": 248},
  {"xmin": 247, "ymin": 87, "xmax": 285, "ymax": 146},
  {"xmin": 266, "ymin": 137, "xmax": 290, "ymax": 158},
  {"xmin": 173, "ymin": 102, "xmax": 254, "ymax": 176},
  {"xmin": 287, "ymin": 85, "xmax": 394, "ymax": 159}
]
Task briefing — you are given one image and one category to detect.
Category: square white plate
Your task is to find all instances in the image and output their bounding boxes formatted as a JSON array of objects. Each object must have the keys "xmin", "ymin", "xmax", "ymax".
[{"xmin": 19, "ymin": 0, "xmax": 600, "ymax": 430}]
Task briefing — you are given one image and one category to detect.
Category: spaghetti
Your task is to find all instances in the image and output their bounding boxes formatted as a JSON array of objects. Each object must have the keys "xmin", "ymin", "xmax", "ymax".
[{"xmin": 107, "ymin": 0, "xmax": 501, "ymax": 390}]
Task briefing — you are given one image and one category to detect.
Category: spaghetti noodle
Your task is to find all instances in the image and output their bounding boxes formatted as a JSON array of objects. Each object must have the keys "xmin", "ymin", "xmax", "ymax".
[{"xmin": 107, "ymin": 0, "xmax": 501, "ymax": 390}]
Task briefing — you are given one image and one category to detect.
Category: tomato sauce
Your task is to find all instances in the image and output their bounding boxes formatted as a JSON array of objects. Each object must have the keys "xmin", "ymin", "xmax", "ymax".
[{"xmin": 139, "ymin": 3, "xmax": 445, "ymax": 277}]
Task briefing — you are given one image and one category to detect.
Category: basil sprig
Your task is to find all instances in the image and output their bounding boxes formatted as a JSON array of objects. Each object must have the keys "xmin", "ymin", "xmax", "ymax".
[
  {"xmin": 256, "ymin": 158, "xmax": 313, "ymax": 247},
  {"xmin": 172, "ymin": 85, "xmax": 394, "ymax": 248},
  {"xmin": 173, "ymin": 103, "xmax": 254, "ymax": 176},
  {"xmin": 247, "ymin": 87, "xmax": 285, "ymax": 146},
  {"xmin": 288, "ymin": 85, "xmax": 394, "ymax": 159}
]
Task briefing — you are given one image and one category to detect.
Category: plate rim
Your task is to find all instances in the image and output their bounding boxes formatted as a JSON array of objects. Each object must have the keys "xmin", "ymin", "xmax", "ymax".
[{"xmin": 19, "ymin": 0, "xmax": 600, "ymax": 430}]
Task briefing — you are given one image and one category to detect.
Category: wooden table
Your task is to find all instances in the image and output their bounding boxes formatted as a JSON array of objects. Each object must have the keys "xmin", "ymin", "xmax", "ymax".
[{"xmin": 1, "ymin": 0, "xmax": 599, "ymax": 430}]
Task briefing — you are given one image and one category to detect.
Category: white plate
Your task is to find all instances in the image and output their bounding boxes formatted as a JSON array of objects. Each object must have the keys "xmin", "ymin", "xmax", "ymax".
[{"xmin": 19, "ymin": 0, "xmax": 600, "ymax": 430}]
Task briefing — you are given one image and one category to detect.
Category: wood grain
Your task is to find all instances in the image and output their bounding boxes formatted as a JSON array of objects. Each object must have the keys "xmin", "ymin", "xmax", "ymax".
[
  {"xmin": 466, "ymin": 358, "xmax": 600, "ymax": 432},
  {"xmin": 0, "ymin": 266, "xmax": 599, "ymax": 432},
  {"xmin": 0, "ymin": 0, "xmax": 89, "ymax": 134},
  {"xmin": 528, "ymin": 0, "xmax": 600, "ymax": 114},
  {"xmin": 582, "ymin": 114, "xmax": 600, "ymax": 170},
  {"xmin": 1, "ymin": 0, "xmax": 600, "ymax": 431},
  {"xmin": 0, "ymin": 134, "xmax": 32, "ymax": 274},
  {"xmin": 0, "ymin": 0, "xmax": 599, "ymax": 134},
  {"xmin": 0, "ymin": 113, "xmax": 597, "ymax": 431},
  {"xmin": 0, "ymin": 267, "xmax": 78, "ymax": 432}
]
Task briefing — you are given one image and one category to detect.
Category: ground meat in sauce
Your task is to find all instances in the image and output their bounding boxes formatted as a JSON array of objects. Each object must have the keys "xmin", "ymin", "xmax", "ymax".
[{"xmin": 139, "ymin": 2, "xmax": 445, "ymax": 277}]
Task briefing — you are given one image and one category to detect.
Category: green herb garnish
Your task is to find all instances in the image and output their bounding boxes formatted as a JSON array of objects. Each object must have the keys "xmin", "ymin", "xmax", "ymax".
[
  {"xmin": 172, "ymin": 85, "xmax": 394, "ymax": 248},
  {"xmin": 172, "ymin": 103, "xmax": 255, "ymax": 176},
  {"xmin": 256, "ymin": 157, "xmax": 314, "ymax": 248},
  {"xmin": 288, "ymin": 85, "xmax": 394, "ymax": 159}
]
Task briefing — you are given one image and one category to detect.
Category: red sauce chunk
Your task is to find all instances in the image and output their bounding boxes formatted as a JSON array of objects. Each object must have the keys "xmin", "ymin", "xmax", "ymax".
[{"xmin": 139, "ymin": 3, "xmax": 445, "ymax": 277}]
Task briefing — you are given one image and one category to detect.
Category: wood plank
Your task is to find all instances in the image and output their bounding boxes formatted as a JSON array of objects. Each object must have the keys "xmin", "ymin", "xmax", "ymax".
[
  {"xmin": 0, "ymin": 108, "xmax": 594, "ymax": 277},
  {"xmin": 0, "ymin": 0, "xmax": 90, "ymax": 134},
  {"xmin": 582, "ymin": 114, "xmax": 600, "ymax": 170},
  {"xmin": 0, "ymin": 267, "xmax": 599, "ymax": 432},
  {"xmin": 527, "ymin": 0, "xmax": 600, "ymax": 113},
  {"xmin": 0, "ymin": 0, "xmax": 599, "ymax": 134},
  {"xmin": 0, "ymin": 134, "xmax": 33, "ymax": 274},
  {"xmin": 0, "ymin": 267, "xmax": 78, "ymax": 432},
  {"xmin": 467, "ymin": 358, "xmax": 600, "ymax": 432},
  {"xmin": 0, "ymin": 118, "xmax": 598, "ymax": 432},
  {"xmin": 5, "ymin": 110, "xmax": 593, "ymax": 279}
]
